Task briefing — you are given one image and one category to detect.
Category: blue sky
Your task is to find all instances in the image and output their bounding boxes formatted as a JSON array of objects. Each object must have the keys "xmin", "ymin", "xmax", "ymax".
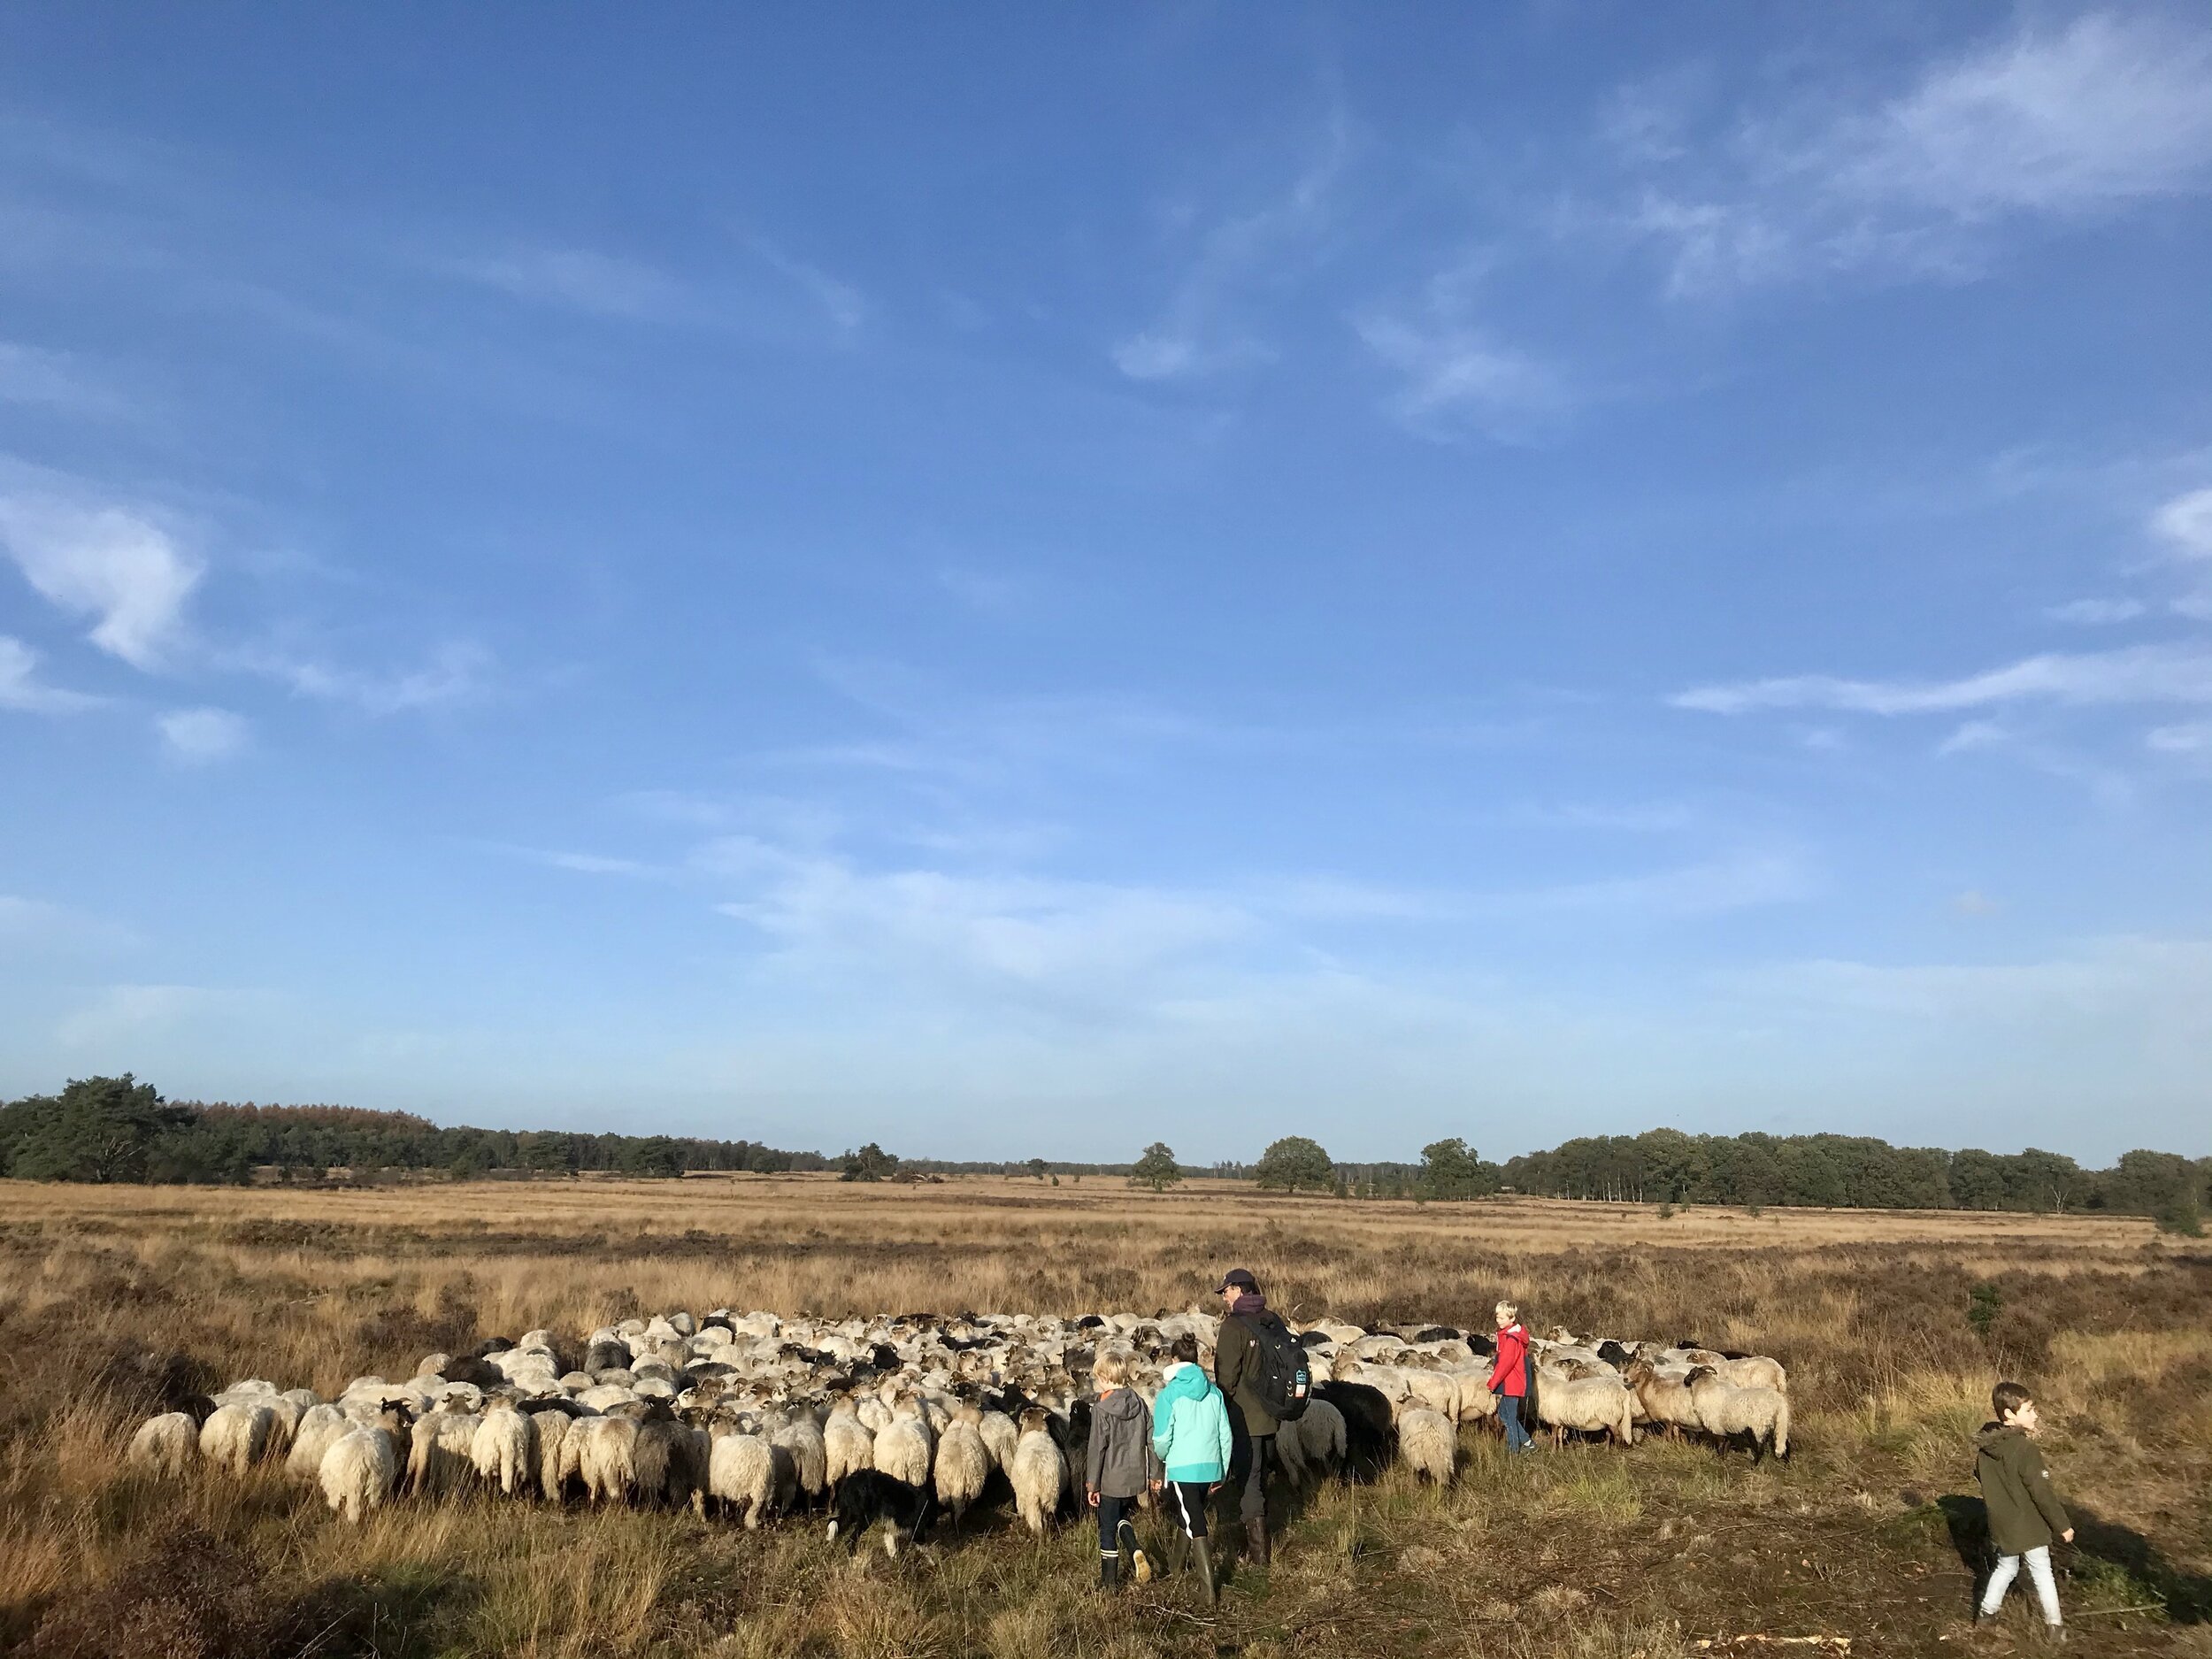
[{"xmin": 3, "ymin": 5, "xmax": 2209, "ymax": 1164}]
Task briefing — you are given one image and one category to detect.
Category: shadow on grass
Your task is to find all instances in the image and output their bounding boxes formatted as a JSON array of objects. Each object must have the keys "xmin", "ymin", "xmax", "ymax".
[
  {"xmin": 1931, "ymin": 1495, "xmax": 2210, "ymax": 1625},
  {"xmin": 21, "ymin": 1523, "xmax": 480, "ymax": 1659}
]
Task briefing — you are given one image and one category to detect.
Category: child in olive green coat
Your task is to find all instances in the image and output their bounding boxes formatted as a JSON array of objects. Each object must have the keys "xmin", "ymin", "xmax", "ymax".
[{"xmin": 1975, "ymin": 1381, "xmax": 2073, "ymax": 1631}]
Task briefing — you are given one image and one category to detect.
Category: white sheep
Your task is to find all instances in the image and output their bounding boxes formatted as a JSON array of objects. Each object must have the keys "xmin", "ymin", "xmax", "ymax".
[
  {"xmin": 823, "ymin": 1396, "xmax": 874, "ymax": 1494},
  {"xmin": 1532, "ymin": 1367, "xmax": 1636, "ymax": 1448},
  {"xmin": 769, "ymin": 1410, "xmax": 828, "ymax": 1509},
  {"xmin": 531, "ymin": 1410, "xmax": 572, "ymax": 1500},
  {"xmin": 407, "ymin": 1409, "xmax": 482, "ymax": 1496},
  {"xmin": 933, "ymin": 1407, "xmax": 991, "ymax": 1526},
  {"xmin": 1396, "ymin": 1405, "xmax": 1457, "ymax": 1484},
  {"xmin": 708, "ymin": 1426, "xmax": 792, "ymax": 1528},
  {"xmin": 977, "ymin": 1408, "xmax": 1018, "ymax": 1471},
  {"xmin": 285, "ymin": 1403, "xmax": 355, "ymax": 1481},
  {"xmin": 872, "ymin": 1399, "xmax": 933, "ymax": 1489},
  {"xmin": 1624, "ymin": 1363, "xmax": 1701, "ymax": 1443},
  {"xmin": 1685, "ymin": 1368, "xmax": 1790, "ymax": 1461},
  {"xmin": 127, "ymin": 1411, "xmax": 199, "ymax": 1478},
  {"xmin": 1718, "ymin": 1356, "xmax": 1788, "ymax": 1394},
  {"xmin": 1009, "ymin": 1408, "xmax": 1064, "ymax": 1534},
  {"xmin": 199, "ymin": 1401, "xmax": 276, "ymax": 1474},
  {"xmin": 567, "ymin": 1415, "xmax": 639, "ymax": 1504},
  {"xmin": 320, "ymin": 1410, "xmax": 408, "ymax": 1525},
  {"xmin": 470, "ymin": 1400, "xmax": 537, "ymax": 1496}
]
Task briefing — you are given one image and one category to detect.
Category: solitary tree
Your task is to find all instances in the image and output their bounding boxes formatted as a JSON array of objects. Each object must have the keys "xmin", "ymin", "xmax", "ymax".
[
  {"xmin": 1130, "ymin": 1142, "xmax": 1182, "ymax": 1192},
  {"xmin": 841, "ymin": 1142, "xmax": 899, "ymax": 1183},
  {"xmin": 1418, "ymin": 1137, "xmax": 1487, "ymax": 1201},
  {"xmin": 1025, "ymin": 1156, "xmax": 1049, "ymax": 1181},
  {"xmin": 1254, "ymin": 1135, "xmax": 1333, "ymax": 1194}
]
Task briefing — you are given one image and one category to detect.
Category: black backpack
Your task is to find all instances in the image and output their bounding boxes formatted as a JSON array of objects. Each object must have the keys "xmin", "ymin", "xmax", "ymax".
[{"xmin": 1237, "ymin": 1311, "xmax": 1310, "ymax": 1423}]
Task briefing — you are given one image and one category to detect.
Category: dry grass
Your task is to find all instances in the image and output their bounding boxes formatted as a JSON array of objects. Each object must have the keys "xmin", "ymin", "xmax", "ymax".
[{"xmin": 2, "ymin": 1176, "xmax": 2207, "ymax": 1657}]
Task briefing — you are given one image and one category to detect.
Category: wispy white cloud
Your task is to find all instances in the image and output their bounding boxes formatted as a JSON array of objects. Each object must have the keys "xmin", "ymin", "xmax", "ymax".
[
  {"xmin": 0, "ymin": 496, "xmax": 202, "ymax": 670},
  {"xmin": 240, "ymin": 640, "xmax": 491, "ymax": 714},
  {"xmin": 748, "ymin": 237, "xmax": 867, "ymax": 337},
  {"xmin": 2147, "ymin": 718, "xmax": 2212, "ymax": 754},
  {"xmin": 2045, "ymin": 596, "xmax": 2145, "ymax": 625},
  {"xmin": 482, "ymin": 842, "xmax": 664, "ymax": 879},
  {"xmin": 709, "ymin": 839, "xmax": 1252, "ymax": 1006},
  {"xmin": 156, "ymin": 705, "xmax": 249, "ymax": 765},
  {"xmin": 1623, "ymin": 12, "xmax": 2212, "ymax": 294},
  {"xmin": 0, "ymin": 634, "xmax": 104, "ymax": 713},
  {"xmin": 1675, "ymin": 641, "xmax": 2212, "ymax": 715},
  {"xmin": 1724, "ymin": 935, "xmax": 2212, "ymax": 1026},
  {"xmin": 2154, "ymin": 487, "xmax": 2212, "ymax": 558},
  {"xmin": 445, "ymin": 246, "xmax": 692, "ymax": 321},
  {"xmin": 1355, "ymin": 256, "xmax": 1571, "ymax": 436},
  {"xmin": 447, "ymin": 236, "xmax": 867, "ymax": 342},
  {"xmin": 1111, "ymin": 112, "xmax": 1349, "ymax": 381},
  {"xmin": 1933, "ymin": 718, "xmax": 2134, "ymax": 807},
  {"xmin": 0, "ymin": 341, "xmax": 128, "ymax": 418},
  {"xmin": 55, "ymin": 981, "xmax": 254, "ymax": 1048},
  {"xmin": 0, "ymin": 894, "xmax": 137, "ymax": 957}
]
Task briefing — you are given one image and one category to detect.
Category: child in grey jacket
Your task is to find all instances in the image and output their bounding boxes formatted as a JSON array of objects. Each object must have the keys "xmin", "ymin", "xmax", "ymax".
[{"xmin": 1087, "ymin": 1349, "xmax": 1161, "ymax": 1589}]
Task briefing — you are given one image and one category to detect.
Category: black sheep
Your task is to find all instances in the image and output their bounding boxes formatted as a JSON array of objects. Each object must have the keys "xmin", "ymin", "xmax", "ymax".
[
  {"xmin": 1312, "ymin": 1380, "xmax": 1395, "ymax": 1482},
  {"xmin": 826, "ymin": 1471, "xmax": 935, "ymax": 1555}
]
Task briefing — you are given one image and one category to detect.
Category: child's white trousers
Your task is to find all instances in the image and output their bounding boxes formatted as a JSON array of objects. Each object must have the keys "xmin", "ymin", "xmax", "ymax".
[{"xmin": 1980, "ymin": 1545, "xmax": 2061, "ymax": 1626}]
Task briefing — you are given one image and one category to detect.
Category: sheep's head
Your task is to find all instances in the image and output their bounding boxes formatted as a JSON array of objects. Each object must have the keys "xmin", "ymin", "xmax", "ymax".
[
  {"xmin": 1684, "ymin": 1366, "xmax": 1717, "ymax": 1387},
  {"xmin": 1018, "ymin": 1408, "xmax": 1048, "ymax": 1433}
]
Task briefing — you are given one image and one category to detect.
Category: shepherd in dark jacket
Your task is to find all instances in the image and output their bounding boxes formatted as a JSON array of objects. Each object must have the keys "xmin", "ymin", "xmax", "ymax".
[
  {"xmin": 1212, "ymin": 1266, "xmax": 1284, "ymax": 1565},
  {"xmin": 1975, "ymin": 1381, "xmax": 2072, "ymax": 1630}
]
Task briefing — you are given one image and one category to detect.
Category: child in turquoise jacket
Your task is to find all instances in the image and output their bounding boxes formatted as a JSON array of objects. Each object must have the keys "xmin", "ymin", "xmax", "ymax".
[{"xmin": 1150, "ymin": 1334, "xmax": 1233, "ymax": 1602}]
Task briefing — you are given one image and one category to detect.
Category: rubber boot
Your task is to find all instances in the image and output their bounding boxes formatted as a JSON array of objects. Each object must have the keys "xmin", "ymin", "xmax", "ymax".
[
  {"xmin": 1099, "ymin": 1551, "xmax": 1119, "ymax": 1592},
  {"xmin": 1123, "ymin": 1519, "xmax": 1152, "ymax": 1585},
  {"xmin": 1245, "ymin": 1517, "xmax": 1270, "ymax": 1568},
  {"xmin": 1191, "ymin": 1537, "xmax": 1218, "ymax": 1607}
]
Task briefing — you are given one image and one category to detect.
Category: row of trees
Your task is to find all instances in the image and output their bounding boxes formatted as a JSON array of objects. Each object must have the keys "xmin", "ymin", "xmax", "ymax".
[
  {"xmin": 3, "ymin": 1078, "xmax": 2204, "ymax": 1231},
  {"xmin": 1123, "ymin": 1129, "xmax": 2206, "ymax": 1230},
  {"xmin": 0, "ymin": 1078, "xmax": 823, "ymax": 1186}
]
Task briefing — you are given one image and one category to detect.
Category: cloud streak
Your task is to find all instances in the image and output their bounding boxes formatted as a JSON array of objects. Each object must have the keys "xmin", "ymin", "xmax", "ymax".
[
  {"xmin": 0, "ymin": 634, "xmax": 104, "ymax": 713},
  {"xmin": 1354, "ymin": 264, "xmax": 1571, "ymax": 437},
  {"xmin": 1676, "ymin": 642, "xmax": 2212, "ymax": 716},
  {"xmin": 157, "ymin": 706, "xmax": 249, "ymax": 764},
  {"xmin": 1623, "ymin": 12, "xmax": 2212, "ymax": 294},
  {"xmin": 1112, "ymin": 112, "xmax": 1349, "ymax": 381}
]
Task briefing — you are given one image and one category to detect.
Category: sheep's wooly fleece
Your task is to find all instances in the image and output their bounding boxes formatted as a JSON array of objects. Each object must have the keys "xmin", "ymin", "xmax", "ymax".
[{"xmin": 130, "ymin": 1309, "xmax": 1791, "ymax": 1522}]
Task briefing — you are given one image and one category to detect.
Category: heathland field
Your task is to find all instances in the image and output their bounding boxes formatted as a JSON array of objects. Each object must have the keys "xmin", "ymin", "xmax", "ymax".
[{"xmin": 2, "ymin": 1177, "xmax": 2207, "ymax": 1658}]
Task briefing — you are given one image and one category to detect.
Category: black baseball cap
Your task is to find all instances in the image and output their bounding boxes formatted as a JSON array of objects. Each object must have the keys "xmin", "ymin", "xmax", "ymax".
[{"xmin": 1216, "ymin": 1267, "xmax": 1257, "ymax": 1293}]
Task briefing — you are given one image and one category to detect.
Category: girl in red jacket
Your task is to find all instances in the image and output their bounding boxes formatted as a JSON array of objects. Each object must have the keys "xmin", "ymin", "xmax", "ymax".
[{"xmin": 1490, "ymin": 1300, "xmax": 1534, "ymax": 1453}]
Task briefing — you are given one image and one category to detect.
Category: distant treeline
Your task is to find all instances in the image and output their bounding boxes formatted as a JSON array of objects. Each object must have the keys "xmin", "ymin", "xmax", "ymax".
[
  {"xmin": 0, "ymin": 1078, "xmax": 2204, "ymax": 1233},
  {"xmin": 0, "ymin": 1080, "xmax": 826, "ymax": 1185},
  {"xmin": 1489, "ymin": 1129, "xmax": 2209, "ymax": 1225}
]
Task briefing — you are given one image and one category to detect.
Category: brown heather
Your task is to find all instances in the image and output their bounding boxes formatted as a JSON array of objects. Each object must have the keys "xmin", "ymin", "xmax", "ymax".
[{"xmin": 1, "ymin": 1175, "xmax": 2207, "ymax": 1657}]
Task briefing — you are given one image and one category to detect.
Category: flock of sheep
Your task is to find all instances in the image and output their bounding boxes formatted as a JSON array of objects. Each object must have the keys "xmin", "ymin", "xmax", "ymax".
[{"xmin": 125, "ymin": 1308, "xmax": 1790, "ymax": 1548}]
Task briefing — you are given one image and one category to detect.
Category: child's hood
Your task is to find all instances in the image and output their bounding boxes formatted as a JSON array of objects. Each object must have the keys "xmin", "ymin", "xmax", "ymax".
[
  {"xmin": 1976, "ymin": 1421, "xmax": 2024, "ymax": 1455},
  {"xmin": 1156, "ymin": 1363, "xmax": 1215, "ymax": 1407},
  {"xmin": 1095, "ymin": 1386, "xmax": 1149, "ymax": 1425}
]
